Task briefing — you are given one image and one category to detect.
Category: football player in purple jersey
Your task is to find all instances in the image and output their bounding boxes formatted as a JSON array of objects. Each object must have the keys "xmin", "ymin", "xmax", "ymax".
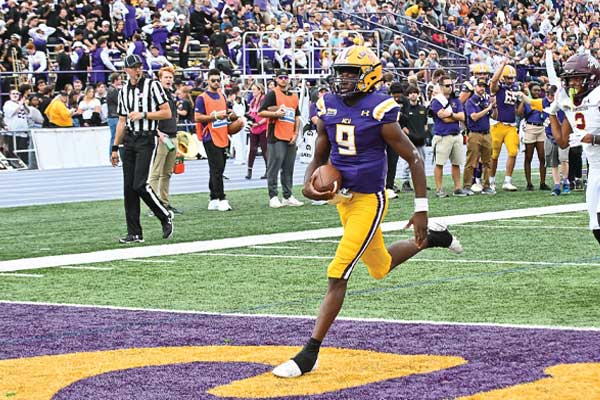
[{"xmin": 272, "ymin": 46, "xmax": 463, "ymax": 379}]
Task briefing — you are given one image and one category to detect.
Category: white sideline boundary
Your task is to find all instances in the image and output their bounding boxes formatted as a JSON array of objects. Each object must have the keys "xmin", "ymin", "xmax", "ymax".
[
  {"xmin": 0, "ymin": 203, "xmax": 587, "ymax": 273},
  {"xmin": 1, "ymin": 299, "xmax": 599, "ymax": 332}
]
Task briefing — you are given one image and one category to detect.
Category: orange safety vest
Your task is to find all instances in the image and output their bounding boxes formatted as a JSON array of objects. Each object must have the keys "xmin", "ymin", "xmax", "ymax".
[
  {"xmin": 272, "ymin": 87, "xmax": 299, "ymax": 142},
  {"xmin": 197, "ymin": 91, "xmax": 229, "ymax": 148}
]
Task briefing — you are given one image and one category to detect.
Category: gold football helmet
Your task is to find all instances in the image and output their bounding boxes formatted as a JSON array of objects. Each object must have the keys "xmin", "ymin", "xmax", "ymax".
[
  {"xmin": 501, "ymin": 65, "xmax": 517, "ymax": 79},
  {"xmin": 331, "ymin": 45, "xmax": 382, "ymax": 97},
  {"xmin": 470, "ymin": 63, "xmax": 491, "ymax": 76}
]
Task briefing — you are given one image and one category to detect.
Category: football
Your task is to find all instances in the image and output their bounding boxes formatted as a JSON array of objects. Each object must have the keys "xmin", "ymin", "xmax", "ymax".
[
  {"xmin": 312, "ymin": 164, "xmax": 342, "ymax": 193},
  {"xmin": 228, "ymin": 118, "xmax": 244, "ymax": 135}
]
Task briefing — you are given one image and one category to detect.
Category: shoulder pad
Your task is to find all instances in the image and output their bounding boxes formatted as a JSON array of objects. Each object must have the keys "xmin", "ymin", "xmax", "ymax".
[{"xmin": 373, "ymin": 97, "xmax": 399, "ymax": 121}]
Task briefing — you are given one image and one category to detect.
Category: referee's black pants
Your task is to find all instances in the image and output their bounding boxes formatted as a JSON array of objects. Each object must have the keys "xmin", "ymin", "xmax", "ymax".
[
  {"xmin": 204, "ymin": 139, "xmax": 227, "ymax": 200},
  {"xmin": 122, "ymin": 133, "xmax": 170, "ymax": 236}
]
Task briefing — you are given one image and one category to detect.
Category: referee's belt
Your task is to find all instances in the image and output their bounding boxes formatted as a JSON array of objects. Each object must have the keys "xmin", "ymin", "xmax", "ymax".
[
  {"xmin": 526, "ymin": 122, "xmax": 544, "ymax": 126},
  {"xmin": 127, "ymin": 129, "xmax": 156, "ymax": 137}
]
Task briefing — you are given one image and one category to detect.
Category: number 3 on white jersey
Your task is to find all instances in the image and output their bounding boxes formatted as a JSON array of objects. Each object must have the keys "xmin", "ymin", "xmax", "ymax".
[
  {"xmin": 336, "ymin": 124, "xmax": 357, "ymax": 155},
  {"xmin": 574, "ymin": 112, "xmax": 586, "ymax": 129}
]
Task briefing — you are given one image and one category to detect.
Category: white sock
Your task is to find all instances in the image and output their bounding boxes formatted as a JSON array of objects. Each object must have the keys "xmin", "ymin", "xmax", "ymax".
[
  {"xmin": 490, "ymin": 176, "xmax": 496, "ymax": 184},
  {"xmin": 505, "ymin": 176, "xmax": 512, "ymax": 184}
]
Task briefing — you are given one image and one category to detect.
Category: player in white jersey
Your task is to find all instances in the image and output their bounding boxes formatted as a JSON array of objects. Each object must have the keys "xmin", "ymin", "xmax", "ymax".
[{"xmin": 546, "ymin": 52, "xmax": 600, "ymax": 246}]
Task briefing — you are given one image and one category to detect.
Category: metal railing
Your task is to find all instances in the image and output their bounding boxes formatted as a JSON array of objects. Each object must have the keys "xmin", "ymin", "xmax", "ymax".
[
  {"xmin": 332, "ymin": 10, "xmax": 470, "ymax": 80},
  {"xmin": 0, "ymin": 129, "xmax": 35, "ymax": 169},
  {"xmin": 239, "ymin": 29, "xmax": 381, "ymax": 81}
]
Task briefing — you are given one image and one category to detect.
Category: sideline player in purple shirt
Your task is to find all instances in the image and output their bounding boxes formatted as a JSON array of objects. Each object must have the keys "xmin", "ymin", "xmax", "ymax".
[{"xmin": 271, "ymin": 45, "xmax": 464, "ymax": 379}]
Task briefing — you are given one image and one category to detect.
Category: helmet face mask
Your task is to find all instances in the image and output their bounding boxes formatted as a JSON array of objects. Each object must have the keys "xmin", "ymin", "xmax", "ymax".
[
  {"xmin": 330, "ymin": 46, "xmax": 382, "ymax": 98},
  {"xmin": 330, "ymin": 65, "xmax": 363, "ymax": 98},
  {"xmin": 560, "ymin": 53, "xmax": 600, "ymax": 104}
]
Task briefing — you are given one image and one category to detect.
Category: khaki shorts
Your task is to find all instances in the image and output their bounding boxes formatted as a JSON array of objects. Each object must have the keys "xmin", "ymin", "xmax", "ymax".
[
  {"xmin": 432, "ymin": 134, "xmax": 465, "ymax": 166},
  {"xmin": 544, "ymin": 137, "xmax": 569, "ymax": 168},
  {"xmin": 523, "ymin": 123, "xmax": 546, "ymax": 144}
]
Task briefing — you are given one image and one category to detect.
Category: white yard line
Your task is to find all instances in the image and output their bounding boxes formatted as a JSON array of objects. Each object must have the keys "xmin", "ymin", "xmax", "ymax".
[
  {"xmin": 538, "ymin": 214, "xmax": 583, "ymax": 219},
  {"xmin": 414, "ymin": 258, "xmax": 600, "ymax": 267},
  {"xmin": 194, "ymin": 253, "xmax": 330, "ymax": 260},
  {"xmin": 455, "ymin": 224, "xmax": 587, "ymax": 230},
  {"xmin": 1, "ymin": 299, "xmax": 598, "ymax": 332},
  {"xmin": 195, "ymin": 253, "xmax": 600, "ymax": 267},
  {"xmin": 492, "ymin": 218, "xmax": 542, "ymax": 223},
  {"xmin": 0, "ymin": 273, "xmax": 44, "ymax": 278},
  {"xmin": 249, "ymin": 245, "xmax": 300, "ymax": 249},
  {"xmin": 0, "ymin": 203, "xmax": 587, "ymax": 273}
]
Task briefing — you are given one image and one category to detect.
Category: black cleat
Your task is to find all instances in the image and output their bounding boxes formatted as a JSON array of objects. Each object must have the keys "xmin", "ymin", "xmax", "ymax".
[
  {"xmin": 427, "ymin": 222, "xmax": 463, "ymax": 253},
  {"xmin": 119, "ymin": 234, "xmax": 144, "ymax": 244},
  {"xmin": 162, "ymin": 210, "xmax": 174, "ymax": 239}
]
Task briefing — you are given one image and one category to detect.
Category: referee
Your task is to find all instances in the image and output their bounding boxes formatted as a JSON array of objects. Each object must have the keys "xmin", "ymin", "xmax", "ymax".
[{"xmin": 110, "ymin": 54, "xmax": 174, "ymax": 244}]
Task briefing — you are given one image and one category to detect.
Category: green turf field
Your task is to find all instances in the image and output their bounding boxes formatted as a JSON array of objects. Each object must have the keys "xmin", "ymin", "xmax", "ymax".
[
  {"xmin": 0, "ymin": 174, "xmax": 585, "ymax": 261},
  {"xmin": 1, "ymin": 173, "xmax": 598, "ymax": 328}
]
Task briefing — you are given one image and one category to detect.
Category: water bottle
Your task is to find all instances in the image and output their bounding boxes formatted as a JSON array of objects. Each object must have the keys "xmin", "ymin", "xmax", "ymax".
[{"xmin": 163, "ymin": 136, "xmax": 176, "ymax": 152}]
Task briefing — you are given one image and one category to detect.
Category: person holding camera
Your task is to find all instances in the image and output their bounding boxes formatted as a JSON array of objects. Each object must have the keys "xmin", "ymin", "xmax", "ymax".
[
  {"xmin": 194, "ymin": 68, "xmax": 239, "ymax": 212},
  {"xmin": 110, "ymin": 54, "xmax": 174, "ymax": 244},
  {"xmin": 246, "ymin": 83, "xmax": 268, "ymax": 180}
]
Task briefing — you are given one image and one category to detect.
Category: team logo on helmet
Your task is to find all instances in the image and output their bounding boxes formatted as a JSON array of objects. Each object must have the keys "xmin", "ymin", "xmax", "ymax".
[
  {"xmin": 560, "ymin": 52, "xmax": 600, "ymax": 105},
  {"xmin": 330, "ymin": 45, "xmax": 382, "ymax": 98}
]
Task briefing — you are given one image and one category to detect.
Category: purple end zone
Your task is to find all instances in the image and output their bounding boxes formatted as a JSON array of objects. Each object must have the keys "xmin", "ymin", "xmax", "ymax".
[{"xmin": 1, "ymin": 303, "xmax": 600, "ymax": 400}]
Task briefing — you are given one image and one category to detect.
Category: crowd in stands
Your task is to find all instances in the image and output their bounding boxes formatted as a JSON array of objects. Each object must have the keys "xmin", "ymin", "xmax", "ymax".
[
  {"xmin": 0, "ymin": 0, "xmax": 595, "ymax": 192},
  {"xmin": 1, "ymin": 0, "xmax": 598, "ymax": 86}
]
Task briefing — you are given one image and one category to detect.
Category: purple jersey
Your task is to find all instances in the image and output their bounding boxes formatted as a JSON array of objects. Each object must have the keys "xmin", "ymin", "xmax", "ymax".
[
  {"xmin": 316, "ymin": 92, "xmax": 400, "ymax": 193},
  {"xmin": 465, "ymin": 93, "xmax": 491, "ymax": 132},
  {"xmin": 523, "ymin": 102, "xmax": 544, "ymax": 125},
  {"xmin": 494, "ymin": 83, "xmax": 520, "ymax": 124},
  {"xmin": 543, "ymin": 97, "xmax": 565, "ymax": 143}
]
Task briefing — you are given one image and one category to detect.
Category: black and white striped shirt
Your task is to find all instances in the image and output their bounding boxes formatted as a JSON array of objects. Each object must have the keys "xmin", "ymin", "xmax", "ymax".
[{"xmin": 117, "ymin": 76, "xmax": 168, "ymax": 132}]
